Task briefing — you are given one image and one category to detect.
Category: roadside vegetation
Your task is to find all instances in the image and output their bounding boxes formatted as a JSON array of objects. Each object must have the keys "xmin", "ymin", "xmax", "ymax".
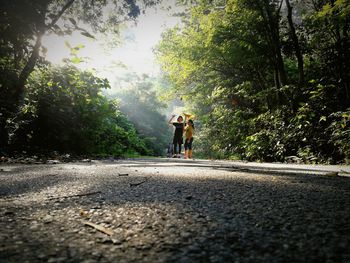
[
  {"xmin": 156, "ymin": 0, "xmax": 350, "ymax": 164},
  {"xmin": 0, "ymin": 0, "xmax": 168, "ymax": 158},
  {"xmin": 1, "ymin": 0, "xmax": 349, "ymax": 163}
]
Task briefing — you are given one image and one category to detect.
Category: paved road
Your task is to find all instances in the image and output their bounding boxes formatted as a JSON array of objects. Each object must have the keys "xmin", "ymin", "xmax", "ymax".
[{"xmin": 1, "ymin": 158, "xmax": 350, "ymax": 262}]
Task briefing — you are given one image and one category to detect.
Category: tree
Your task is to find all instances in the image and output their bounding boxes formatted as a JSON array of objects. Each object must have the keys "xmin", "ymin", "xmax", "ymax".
[
  {"xmin": 308, "ymin": 0, "xmax": 350, "ymax": 104},
  {"xmin": 156, "ymin": 0, "xmax": 350, "ymax": 163},
  {"xmin": 0, "ymin": 0, "xmax": 159, "ymax": 150},
  {"xmin": 285, "ymin": 0, "xmax": 304, "ymax": 85},
  {"xmin": 8, "ymin": 64, "xmax": 149, "ymax": 156},
  {"xmin": 1, "ymin": 0, "xmax": 159, "ymax": 103}
]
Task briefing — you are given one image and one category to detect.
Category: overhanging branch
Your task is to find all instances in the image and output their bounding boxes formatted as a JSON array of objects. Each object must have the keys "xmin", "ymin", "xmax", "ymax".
[{"xmin": 46, "ymin": 0, "xmax": 76, "ymax": 30}]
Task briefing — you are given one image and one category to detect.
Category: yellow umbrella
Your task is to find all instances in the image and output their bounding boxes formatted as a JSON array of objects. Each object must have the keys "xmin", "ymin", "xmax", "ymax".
[{"xmin": 183, "ymin": 113, "xmax": 195, "ymax": 120}]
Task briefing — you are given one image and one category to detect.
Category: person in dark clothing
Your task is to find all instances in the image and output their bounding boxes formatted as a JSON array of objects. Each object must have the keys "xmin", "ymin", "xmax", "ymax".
[{"xmin": 168, "ymin": 114, "xmax": 184, "ymax": 158}]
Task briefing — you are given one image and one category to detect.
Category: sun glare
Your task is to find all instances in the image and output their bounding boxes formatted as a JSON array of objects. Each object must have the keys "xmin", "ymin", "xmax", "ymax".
[{"xmin": 42, "ymin": 4, "xmax": 181, "ymax": 88}]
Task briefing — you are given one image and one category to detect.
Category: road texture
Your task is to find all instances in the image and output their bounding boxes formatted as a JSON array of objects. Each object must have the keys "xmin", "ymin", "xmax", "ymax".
[{"xmin": 1, "ymin": 158, "xmax": 350, "ymax": 262}]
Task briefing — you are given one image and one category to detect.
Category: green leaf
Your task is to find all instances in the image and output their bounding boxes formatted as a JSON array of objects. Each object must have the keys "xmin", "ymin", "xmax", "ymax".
[
  {"xmin": 342, "ymin": 113, "xmax": 350, "ymax": 119},
  {"xmin": 74, "ymin": 44, "xmax": 85, "ymax": 50},
  {"xmin": 319, "ymin": 116, "xmax": 327, "ymax": 122},
  {"xmin": 70, "ymin": 57, "xmax": 83, "ymax": 64}
]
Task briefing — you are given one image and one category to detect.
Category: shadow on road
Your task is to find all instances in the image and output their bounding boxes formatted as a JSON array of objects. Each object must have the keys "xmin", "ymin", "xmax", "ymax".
[
  {"xmin": 1, "ymin": 159, "xmax": 350, "ymax": 262},
  {"xmin": 0, "ymin": 165, "xmax": 79, "ymax": 198}
]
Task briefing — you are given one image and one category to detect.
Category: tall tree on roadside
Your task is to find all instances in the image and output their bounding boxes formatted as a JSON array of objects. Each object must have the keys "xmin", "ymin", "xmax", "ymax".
[
  {"xmin": 285, "ymin": 0, "xmax": 304, "ymax": 85},
  {"xmin": 256, "ymin": 0, "xmax": 287, "ymax": 88}
]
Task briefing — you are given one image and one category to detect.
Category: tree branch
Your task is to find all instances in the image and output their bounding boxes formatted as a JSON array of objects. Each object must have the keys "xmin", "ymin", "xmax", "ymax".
[
  {"xmin": 46, "ymin": 0, "xmax": 76, "ymax": 30},
  {"xmin": 15, "ymin": 0, "xmax": 76, "ymax": 102},
  {"xmin": 277, "ymin": 0, "xmax": 283, "ymax": 13}
]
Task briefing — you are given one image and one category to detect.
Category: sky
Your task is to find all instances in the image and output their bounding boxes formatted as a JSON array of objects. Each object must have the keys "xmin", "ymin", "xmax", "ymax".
[{"xmin": 42, "ymin": 2, "xmax": 182, "ymax": 89}]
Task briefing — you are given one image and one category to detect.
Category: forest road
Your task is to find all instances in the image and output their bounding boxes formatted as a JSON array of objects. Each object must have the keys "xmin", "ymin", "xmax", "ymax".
[{"xmin": 1, "ymin": 158, "xmax": 350, "ymax": 262}]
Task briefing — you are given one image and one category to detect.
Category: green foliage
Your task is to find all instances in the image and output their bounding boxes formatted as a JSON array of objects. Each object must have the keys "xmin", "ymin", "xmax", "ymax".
[
  {"xmin": 112, "ymin": 75, "xmax": 173, "ymax": 156},
  {"xmin": 157, "ymin": 0, "xmax": 350, "ymax": 164},
  {"xmin": 0, "ymin": 0, "xmax": 162, "ymax": 151},
  {"xmin": 327, "ymin": 110, "xmax": 350, "ymax": 163},
  {"xmin": 5, "ymin": 65, "xmax": 149, "ymax": 156}
]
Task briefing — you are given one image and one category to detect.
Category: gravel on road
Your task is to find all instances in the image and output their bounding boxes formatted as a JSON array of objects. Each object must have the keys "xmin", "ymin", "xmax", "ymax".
[{"xmin": 1, "ymin": 158, "xmax": 349, "ymax": 262}]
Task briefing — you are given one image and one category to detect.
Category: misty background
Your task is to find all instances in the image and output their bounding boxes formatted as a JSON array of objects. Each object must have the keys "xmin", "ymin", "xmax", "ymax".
[{"xmin": 41, "ymin": 1, "xmax": 186, "ymax": 156}]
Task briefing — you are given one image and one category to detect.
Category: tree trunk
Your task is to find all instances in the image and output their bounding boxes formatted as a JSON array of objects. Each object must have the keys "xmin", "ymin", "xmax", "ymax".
[
  {"xmin": 343, "ymin": 20, "xmax": 350, "ymax": 103},
  {"xmin": 274, "ymin": 68, "xmax": 281, "ymax": 90},
  {"xmin": 266, "ymin": 6, "xmax": 287, "ymax": 86},
  {"xmin": 285, "ymin": 0, "xmax": 305, "ymax": 86},
  {"xmin": 275, "ymin": 41, "xmax": 287, "ymax": 86},
  {"xmin": 14, "ymin": 33, "xmax": 43, "ymax": 102},
  {"xmin": 13, "ymin": 0, "xmax": 76, "ymax": 103},
  {"xmin": 259, "ymin": 1, "xmax": 287, "ymax": 87}
]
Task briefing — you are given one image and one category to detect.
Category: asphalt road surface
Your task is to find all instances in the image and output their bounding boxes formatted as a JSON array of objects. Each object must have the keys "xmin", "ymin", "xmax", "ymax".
[{"xmin": 1, "ymin": 158, "xmax": 349, "ymax": 262}]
